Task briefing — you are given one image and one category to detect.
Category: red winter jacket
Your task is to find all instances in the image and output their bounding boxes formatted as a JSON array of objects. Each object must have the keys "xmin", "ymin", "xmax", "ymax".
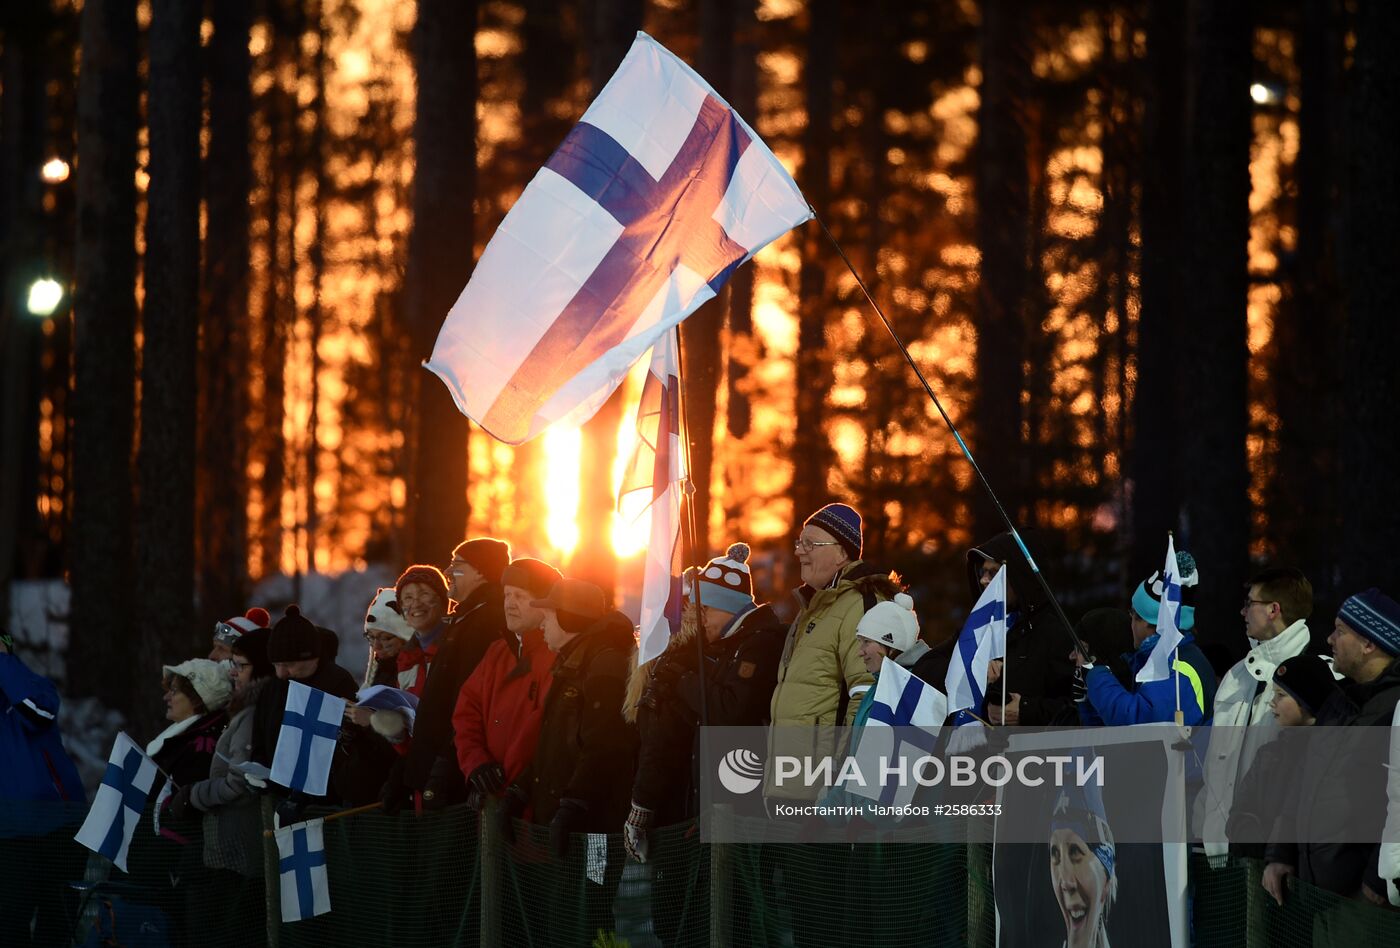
[{"xmin": 453, "ymin": 629, "xmax": 555, "ymax": 787}]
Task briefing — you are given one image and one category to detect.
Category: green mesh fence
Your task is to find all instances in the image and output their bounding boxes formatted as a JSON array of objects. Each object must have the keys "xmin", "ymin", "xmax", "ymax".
[{"xmin": 8, "ymin": 801, "xmax": 1400, "ymax": 948}]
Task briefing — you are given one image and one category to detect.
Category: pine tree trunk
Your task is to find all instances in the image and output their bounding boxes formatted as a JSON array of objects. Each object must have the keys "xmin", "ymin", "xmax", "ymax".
[
  {"xmin": 723, "ymin": 0, "xmax": 758, "ymax": 450},
  {"xmin": 1339, "ymin": 0, "xmax": 1400, "ymax": 591},
  {"xmin": 973, "ymin": 0, "xmax": 1032, "ymax": 542},
  {"xmin": 198, "ymin": 0, "xmax": 253, "ymax": 624},
  {"xmin": 69, "ymin": 0, "xmax": 139, "ymax": 710},
  {"xmin": 1130, "ymin": 0, "xmax": 1186, "ymax": 578},
  {"xmin": 406, "ymin": 0, "xmax": 477, "ymax": 564},
  {"xmin": 793, "ymin": 0, "xmax": 836, "ymax": 529},
  {"xmin": 1180, "ymin": 0, "xmax": 1252, "ymax": 645},
  {"xmin": 136, "ymin": 0, "xmax": 202, "ymax": 729}
]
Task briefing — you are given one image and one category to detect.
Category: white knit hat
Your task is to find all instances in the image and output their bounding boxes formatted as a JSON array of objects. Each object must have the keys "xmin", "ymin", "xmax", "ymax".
[
  {"xmin": 856, "ymin": 593, "xmax": 921, "ymax": 653},
  {"xmin": 364, "ymin": 587, "xmax": 415, "ymax": 642},
  {"xmin": 162, "ymin": 658, "xmax": 234, "ymax": 712}
]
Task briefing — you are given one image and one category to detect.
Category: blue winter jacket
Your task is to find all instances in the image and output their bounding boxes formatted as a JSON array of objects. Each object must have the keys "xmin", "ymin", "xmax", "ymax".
[
  {"xmin": 1080, "ymin": 633, "xmax": 1218, "ymax": 727},
  {"xmin": 1, "ymin": 653, "xmax": 85, "ymax": 803}
]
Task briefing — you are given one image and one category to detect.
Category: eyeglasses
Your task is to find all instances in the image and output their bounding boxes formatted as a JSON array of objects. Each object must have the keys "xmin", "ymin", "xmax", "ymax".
[
  {"xmin": 1243, "ymin": 598, "xmax": 1273, "ymax": 610},
  {"xmin": 794, "ymin": 538, "xmax": 841, "ymax": 553}
]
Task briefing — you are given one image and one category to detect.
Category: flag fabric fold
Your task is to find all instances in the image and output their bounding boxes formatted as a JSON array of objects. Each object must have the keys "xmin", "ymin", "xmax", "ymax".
[
  {"xmin": 73, "ymin": 732, "xmax": 158, "ymax": 872},
  {"xmin": 618, "ymin": 333, "xmax": 686, "ymax": 664},
  {"xmin": 1136, "ymin": 535, "xmax": 1185, "ymax": 684},
  {"xmin": 276, "ymin": 819, "xmax": 331, "ymax": 922},
  {"xmin": 849, "ymin": 658, "xmax": 947, "ymax": 807},
  {"xmin": 270, "ymin": 682, "xmax": 345, "ymax": 797},
  {"xmin": 426, "ymin": 31, "xmax": 812, "ymax": 444},
  {"xmin": 944, "ymin": 565, "xmax": 1008, "ymax": 721}
]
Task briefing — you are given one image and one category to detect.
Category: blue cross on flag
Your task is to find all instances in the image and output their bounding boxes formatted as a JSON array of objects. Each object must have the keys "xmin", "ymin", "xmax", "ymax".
[
  {"xmin": 73, "ymin": 732, "xmax": 158, "ymax": 871},
  {"xmin": 426, "ymin": 32, "xmax": 812, "ymax": 445},
  {"xmin": 849, "ymin": 658, "xmax": 948, "ymax": 808},
  {"xmin": 1137, "ymin": 534, "xmax": 1185, "ymax": 683},
  {"xmin": 617, "ymin": 332, "xmax": 687, "ymax": 663},
  {"xmin": 944, "ymin": 564, "xmax": 1008, "ymax": 720},
  {"xmin": 276, "ymin": 819, "xmax": 331, "ymax": 922},
  {"xmin": 271, "ymin": 681, "xmax": 345, "ymax": 796}
]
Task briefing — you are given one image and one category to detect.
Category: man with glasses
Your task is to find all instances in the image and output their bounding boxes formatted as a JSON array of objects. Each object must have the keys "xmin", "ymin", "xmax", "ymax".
[
  {"xmin": 208, "ymin": 607, "xmax": 271, "ymax": 661},
  {"xmin": 1197, "ymin": 568, "xmax": 1317, "ymax": 864}
]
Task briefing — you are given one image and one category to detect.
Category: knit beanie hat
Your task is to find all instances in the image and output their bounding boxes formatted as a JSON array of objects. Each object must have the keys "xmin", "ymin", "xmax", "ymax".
[
  {"xmin": 231, "ymin": 627, "xmax": 274, "ymax": 680},
  {"xmin": 395, "ymin": 565, "xmax": 450, "ymax": 606},
  {"xmin": 803, "ymin": 503, "xmax": 863, "ymax": 560},
  {"xmin": 856, "ymin": 593, "xmax": 920, "ymax": 653},
  {"xmin": 162, "ymin": 658, "xmax": 234, "ymax": 712},
  {"xmin": 692, "ymin": 542, "xmax": 756, "ymax": 615},
  {"xmin": 1131, "ymin": 551, "xmax": 1200, "ymax": 631},
  {"xmin": 213, "ymin": 607, "xmax": 272, "ymax": 649},
  {"xmin": 1337, "ymin": 588, "xmax": 1400, "ymax": 656},
  {"xmin": 364, "ymin": 587, "xmax": 415, "ymax": 642},
  {"xmin": 1076, "ymin": 607, "xmax": 1134, "ymax": 664},
  {"xmin": 1051, "ymin": 766, "xmax": 1115, "ymax": 880},
  {"xmin": 450, "ymin": 537, "xmax": 511, "ymax": 586},
  {"xmin": 1272, "ymin": 654, "xmax": 1341, "ymax": 717},
  {"xmin": 267, "ymin": 604, "xmax": 321, "ymax": 663},
  {"xmin": 501, "ymin": 557, "xmax": 564, "ymax": 599}
]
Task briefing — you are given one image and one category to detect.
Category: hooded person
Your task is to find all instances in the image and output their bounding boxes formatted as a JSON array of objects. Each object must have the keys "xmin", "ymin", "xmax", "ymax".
[
  {"xmin": 1265, "ymin": 588, "xmax": 1400, "ymax": 903},
  {"xmin": 622, "ymin": 542, "xmax": 788, "ymax": 866},
  {"xmin": 149, "ymin": 658, "xmax": 234, "ymax": 789},
  {"xmin": 382, "ymin": 543, "xmax": 508, "ymax": 813},
  {"xmin": 965, "ymin": 530, "xmax": 1079, "ymax": 726},
  {"xmin": 452, "ymin": 557, "xmax": 563, "ymax": 805},
  {"xmin": 1196, "ymin": 568, "xmax": 1318, "ymax": 863}
]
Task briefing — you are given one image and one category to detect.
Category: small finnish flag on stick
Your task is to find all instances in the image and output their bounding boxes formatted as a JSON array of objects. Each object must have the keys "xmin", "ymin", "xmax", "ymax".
[
  {"xmin": 271, "ymin": 681, "xmax": 344, "ymax": 796},
  {"xmin": 73, "ymin": 732, "xmax": 158, "ymax": 872},
  {"xmin": 276, "ymin": 819, "xmax": 331, "ymax": 922}
]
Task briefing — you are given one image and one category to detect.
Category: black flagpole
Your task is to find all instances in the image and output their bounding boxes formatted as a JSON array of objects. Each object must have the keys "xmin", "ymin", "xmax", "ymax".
[
  {"xmin": 671, "ymin": 324, "xmax": 710, "ymax": 727},
  {"xmin": 811, "ymin": 210, "xmax": 1088, "ymax": 659}
]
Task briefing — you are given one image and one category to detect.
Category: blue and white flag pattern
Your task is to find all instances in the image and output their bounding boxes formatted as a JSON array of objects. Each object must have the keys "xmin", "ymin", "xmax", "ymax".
[
  {"xmin": 73, "ymin": 732, "xmax": 158, "ymax": 871},
  {"xmin": 617, "ymin": 333, "xmax": 686, "ymax": 663},
  {"xmin": 426, "ymin": 32, "xmax": 812, "ymax": 445},
  {"xmin": 849, "ymin": 658, "xmax": 948, "ymax": 807},
  {"xmin": 944, "ymin": 565, "xmax": 1008, "ymax": 721},
  {"xmin": 276, "ymin": 819, "xmax": 331, "ymax": 922},
  {"xmin": 271, "ymin": 681, "xmax": 345, "ymax": 796},
  {"xmin": 1137, "ymin": 534, "xmax": 1184, "ymax": 683}
]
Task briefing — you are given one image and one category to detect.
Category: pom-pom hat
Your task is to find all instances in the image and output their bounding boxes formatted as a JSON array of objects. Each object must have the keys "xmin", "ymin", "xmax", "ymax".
[
  {"xmin": 1131, "ymin": 551, "xmax": 1200, "ymax": 631},
  {"xmin": 690, "ymin": 542, "xmax": 756, "ymax": 615},
  {"xmin": 364, "ymin": 587, "xmax": 415, "ymax": 642},
  {"xmin": 267, "ymin": 604, "xmax": 321, "ymax": 663},
  {"xmin": 856, "ymin": 593, "xmax": 921, "ymax": 653}
]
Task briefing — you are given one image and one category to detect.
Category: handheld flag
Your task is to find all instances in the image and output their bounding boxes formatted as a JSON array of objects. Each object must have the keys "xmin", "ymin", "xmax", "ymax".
[
  {"xmin": 74, "ymin": 732, "xmax": 158, "ymax": 871},
  {"xmin": 1137, "ymin": 535, "xmax": 1185, "ymax": 684},
  {"xmin": 276, "ymin": 819, "xmax": 331, "ymax": 922},
  {"xmin": 426, "ymin": 32, "xmax": 812, "ymax": 444},
  {"xmin": 944, "ymin": 565, "xmax": 1008, "ymax": 720},
  {"xmin": 617, "ymin": 333, "xmax": 686, "ymax": 663},
  {"xmin": 271, "ymin": 682, "xmax": 345, "ymax": 796},
  {"xmin": 849, "ymin": 658, "xmax": 947, "ymax": 807}
]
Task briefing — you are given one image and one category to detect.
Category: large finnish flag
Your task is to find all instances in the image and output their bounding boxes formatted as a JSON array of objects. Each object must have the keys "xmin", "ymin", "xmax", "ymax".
[
  {"xmin": 276, "ymin": 819, "xmax": 331, "ymax": 922},
  {"xmin": 944, "ymin": 565, "xmax": 1008, "ymax": 720},
  {"xmin": 1137, "ymin": 534, "xmax": 1185, "ymax": 683},
  {"xmin": 426, "ymin": 32, "xmax": 812, "ymax": 445},
  {"xmin": 617, "ymin": 332, "xmax": 686, "ymax": 664},
  {"xmin": 271, "ymin": 681, "xmax": 345, "ymax": 797},
  {"xmin": 849, "ymin": 658, "xmax": 947, "ymax": 808},
  {"xmin": 74, "ymin": 732, "xmax": 158, "ymax": 872}
]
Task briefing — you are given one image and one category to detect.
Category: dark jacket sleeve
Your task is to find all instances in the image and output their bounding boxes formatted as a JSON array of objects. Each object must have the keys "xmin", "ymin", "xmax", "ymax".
[
  {"xmin": 631, "ymin": 701, "xmax": 690, "ymax": 811},
  {"xmin": 1009, "ymin": 616, "xmax": 1079, "ymax": 726},
  {"xmin": 565, "ymin": 648, "xmax": 637, "ymax": 811},
  {"xmin": 678, "ymin": 628, "xmax": 785, "ymax": 728}
]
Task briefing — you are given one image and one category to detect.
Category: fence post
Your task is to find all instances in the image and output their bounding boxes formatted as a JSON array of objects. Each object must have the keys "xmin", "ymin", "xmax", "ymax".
[
  {"xmin": 479, "ymin": 797, "xmax": 501, "ymax": 946},
  {"xmin": 709, "ymin": 805, "xmax": 732, "ymax": 948},
  {"xmin": 261, "ymin": 796, "xmax": 281, "ymax": 948}
]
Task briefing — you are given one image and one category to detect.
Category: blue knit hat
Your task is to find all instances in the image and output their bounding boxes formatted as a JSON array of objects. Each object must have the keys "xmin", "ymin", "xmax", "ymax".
[
  {"xmin": 1338, "ymin": 588, "xmax": 1400, "ymax": 656},
  {"xmin": 803, "ymin": 503, "xmax": 863, "ymax": 560},
  {"xmin": 692, "ymin": 543, "xmax": 756, "ymax": 616},
  {"xmin": 1131, "ymin": 551, "xmax": 1199, "ymax": 631}
]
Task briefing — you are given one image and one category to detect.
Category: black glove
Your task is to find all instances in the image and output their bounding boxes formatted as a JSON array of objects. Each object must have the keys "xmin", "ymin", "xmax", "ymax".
[
  {"xmin": 550, "ymin": 798, "xmax": 588, "ymax": 861},
  {"xmin": 468, "ymin": 761, "xmax": 507, "ymax": 797},
  {"xmin": 166, "ymin": 786, "xmax": 193, "ymax": 823},
  {"xmin": 1072, "ymin": 664, "xmax": 1090, "ymax": 704},
  {"xmin": 275, "ymin": 794, "xmax": 307, "ymax": 827},
  {"xmin": 379, "ymin": 759, "xmax": 410, "ymax": 815},
  {"xmin": 497, "ymin": 783, "xmax": 528, "ymax": 843}
]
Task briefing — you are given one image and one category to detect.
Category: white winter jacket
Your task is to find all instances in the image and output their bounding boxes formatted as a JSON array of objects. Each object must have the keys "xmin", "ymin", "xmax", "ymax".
[
  {"xmin": 1381, "ymin": 702, "xmax": 1400, "ymax": 906},
  {"xmin": 1195, "ymin": 619, "xmax": 1311, "ymax": 859}
]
